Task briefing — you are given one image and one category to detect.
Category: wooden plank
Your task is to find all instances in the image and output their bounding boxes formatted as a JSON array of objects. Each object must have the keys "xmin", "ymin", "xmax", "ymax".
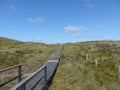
[{"xmin": 48, "ymin": 60, "xmax": 59, "ymax": 62}]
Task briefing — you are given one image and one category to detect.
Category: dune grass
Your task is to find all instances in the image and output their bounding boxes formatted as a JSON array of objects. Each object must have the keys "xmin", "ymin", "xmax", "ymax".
[
  {"xmin": 1, "ymin": 38, "xmax": 120, "ymax": 90},
  {"xmin": 50, "ymin": 40, "xmax": 120, "ymax": 90},
  {"xmin": 0, "ymin": 37, "xmax": 60, "ymax": 89}
]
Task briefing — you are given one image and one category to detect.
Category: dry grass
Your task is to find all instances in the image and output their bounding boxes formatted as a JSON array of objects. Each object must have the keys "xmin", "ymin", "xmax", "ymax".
[
  {"xmin": 0, "ymin": 37, "xmax": 60, "ymax": 90},
  {"xmin": 1, "ymin": 38, "xmax": 120, "ymax": 90},
  {"xmin": 50, "ymin": 40, "xmax": 120, "ymax": 90}
]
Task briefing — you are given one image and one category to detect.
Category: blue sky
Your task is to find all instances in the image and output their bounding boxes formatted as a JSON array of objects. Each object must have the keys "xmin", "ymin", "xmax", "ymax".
[{"xmin": 0, "ymin": 0, "xmax": 120, "ymax": 43}]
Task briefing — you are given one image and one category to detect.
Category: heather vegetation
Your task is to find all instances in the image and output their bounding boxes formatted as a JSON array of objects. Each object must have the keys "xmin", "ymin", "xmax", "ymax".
[{"xmin": 50, "ymin": 40, "xmax": 120, "ymax": 90}]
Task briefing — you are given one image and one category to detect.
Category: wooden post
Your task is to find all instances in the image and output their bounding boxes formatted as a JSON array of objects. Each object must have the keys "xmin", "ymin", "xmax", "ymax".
[
  {"xmin": 44, "ymin": 65, "xmax": 47, "ymax": 85},
  {"xmin": 95, "ymin": 59, "xmax": 98, "ymax": 67},
  {"xmin": 86, "ymin": 53, "xmax": 88, "ymax": 60},
  {"xmin": 18, "ymin": 65, "xmax": 22, "ymax": 82},
  {"xmin": 119, "ymin": 66, "xmax": 120, "ymax": 79}
]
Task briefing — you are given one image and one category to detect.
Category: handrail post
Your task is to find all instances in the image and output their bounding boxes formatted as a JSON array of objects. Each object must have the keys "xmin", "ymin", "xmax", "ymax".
[
  {"xmin": 119, "ymin": 66, "xmax": 120, "ymax": 79},
  {"xmin": 18, "ymin": 65, "xmax": 22, "ymax": 82},
  {"xmin": 44, "ymin": 65, "xmax": 47, "ymax": 85}
]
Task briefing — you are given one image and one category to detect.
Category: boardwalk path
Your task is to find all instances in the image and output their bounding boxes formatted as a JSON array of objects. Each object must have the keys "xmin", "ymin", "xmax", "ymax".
[{"xmin": 10, "ymin": 47, "xmax": 63, "ymax": 90}]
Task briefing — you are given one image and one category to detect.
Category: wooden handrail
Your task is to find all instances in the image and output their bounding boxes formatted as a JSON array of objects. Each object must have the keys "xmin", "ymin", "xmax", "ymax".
[
  {"xmin": 0, "ymin": 64, "xmax": 22, "ymax": 87},
  {"xmin": 1, "ymin": 46, "xmax": 63, "ymax": 90}
]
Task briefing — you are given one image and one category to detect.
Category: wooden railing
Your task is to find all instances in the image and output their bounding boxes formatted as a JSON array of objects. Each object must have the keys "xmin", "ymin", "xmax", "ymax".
[
  {"xmin": 10, "ymin": 65, "xmax": 47, "ymax": 90},
  {"xmin": 10, "ymin": 47, "xmax": 62, "ymax": 90},
  {"xmin": 0, "ymin": 64, "xmax": 22, "ymax": 87}
]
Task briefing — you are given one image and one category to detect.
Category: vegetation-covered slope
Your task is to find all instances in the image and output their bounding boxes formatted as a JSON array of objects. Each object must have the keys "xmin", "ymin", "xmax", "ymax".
[
  {"xmin": 1, "ymin": 38, "xmax": 120, "ymax": 90},
  {"xmin": 0, "ymin": 37, "xmax": 59, "ymax": 69},
  {"xmin": 50, "ymin": 40, "xmax": 120, "ymax": 90},
  {"xmin": 0, "ymin": 37, "xmax": 59, "ymax": 89}
]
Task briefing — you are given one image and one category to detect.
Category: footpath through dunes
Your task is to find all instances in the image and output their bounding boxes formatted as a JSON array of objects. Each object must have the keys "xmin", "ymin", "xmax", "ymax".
[{"xmin": 9, "ymin": 47, "xmax": 63, "ymax": 90}]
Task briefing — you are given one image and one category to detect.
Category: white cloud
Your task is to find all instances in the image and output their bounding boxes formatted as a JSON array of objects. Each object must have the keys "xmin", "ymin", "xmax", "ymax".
[
  {"xmin": 33, "ymin": 38, "xmax": 43, "ymax": 43},
  {"xmin": 72, "ymin": 33, "xmax": 82, "ymax": 38},
  {"xmin": 58, "ymin": 40, "xmax": 61, "ymax": 43},
  {"xmin": 73, "ymin": 33, "xmax": 97, "ymax": 38},
  {"xmin": 100, "ymin": 36, "xmax": 113, "ymax": 40},
  {"xmin": 85, "ymin": 34, "xmax": 97, "ymax": 38},
  {"xmin": 27, "ymin": 17, "xmax": 44, "ymax": 23},
  {"xmin": 85, "ymin": 0, "xmax": 94, "ymax": 8},
  {"xmin": 64, "ymin": 25, "xmax": 87, "ymax": 32},
  {"xmin": 11, "ymin": 5, "xmax": 17, "ymax": 11},
  {"xmin": 94, "ymin": 23, "xmax": 104, "ymax": 29},
  {"xmin": 86, "ymin": 3, "xmax": 94, "ymax": 8},
  {"xmin": 51, "ymin": 35, "xmax": 59, "ymax": 39}
]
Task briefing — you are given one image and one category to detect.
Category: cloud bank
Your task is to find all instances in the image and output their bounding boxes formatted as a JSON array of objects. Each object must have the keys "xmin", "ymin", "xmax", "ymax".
[
  {"xmin": 28, "ymin": 17, "xmax": 44, "ymax": 23},
  {"xmin": 64, "ymin": 25, "xmax": 87, "ymax": 32}
]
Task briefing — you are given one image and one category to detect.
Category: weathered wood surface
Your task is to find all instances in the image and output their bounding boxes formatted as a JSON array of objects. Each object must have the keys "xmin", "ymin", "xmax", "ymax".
[{"xmin": 10, "ymin": 47, "xmax": 62, "ymax": 90}]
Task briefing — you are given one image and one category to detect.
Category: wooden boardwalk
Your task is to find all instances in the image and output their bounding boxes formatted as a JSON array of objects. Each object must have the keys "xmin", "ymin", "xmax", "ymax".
[{"xmin": 10, "ymin": 47, "xmax": 62, "ymax": 90}]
